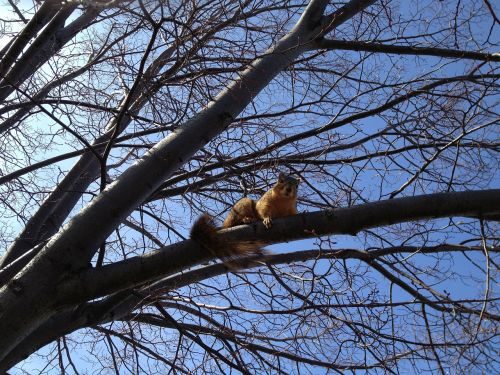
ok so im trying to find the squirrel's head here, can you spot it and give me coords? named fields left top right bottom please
left=273, top=172, right=300, bottom=198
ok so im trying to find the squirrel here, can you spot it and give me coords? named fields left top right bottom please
left=190, top=172, right=299, bottom=263
left=222, top=172, right=300, bottom=229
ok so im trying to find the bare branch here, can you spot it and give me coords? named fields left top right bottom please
left=316, top=39, right=500, bottom=62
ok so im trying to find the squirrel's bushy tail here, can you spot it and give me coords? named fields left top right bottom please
left=191, top=214, right=265, bottom=262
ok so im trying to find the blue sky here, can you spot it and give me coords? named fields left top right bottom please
left=1, top=0, right=499, bottom=373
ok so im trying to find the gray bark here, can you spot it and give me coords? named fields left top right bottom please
left=316, top=39, right=500, bottom=61
left=0, top=20, right=143, bottom=135
left=0, top=6, right=104, bottom=267
left=0, top=2, right=59, bottom=80
left=58, top=188, right=500, bottom=304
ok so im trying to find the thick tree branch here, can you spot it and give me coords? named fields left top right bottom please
left=0, top=2, right=59, bottom=79
left=58, top=189, right=500, bottom=305
left=0, top=22, right=144, bottom=135
left=5, top=243, right=495, bottom=372
left=0, top=6, right=100, bottom=101
left=1, top=0, right=498, bottom=373
left=0, top=0, right=260, bottom=267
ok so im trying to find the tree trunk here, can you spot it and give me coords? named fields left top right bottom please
left=0, top=0, right=376, bottom=362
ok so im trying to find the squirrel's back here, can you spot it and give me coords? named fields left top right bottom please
left=191, top=214, right=264, bottom=261
left=222, top=197, right=258, bottom=229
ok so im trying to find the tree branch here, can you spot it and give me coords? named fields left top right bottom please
left=59, top=189, right=500, bottom=305
left=0, top=2, right=59, bottom=78
left=315, top=39, right=500, bottom=61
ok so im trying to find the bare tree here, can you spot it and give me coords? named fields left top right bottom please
left=0, top=0, right=499, bottom=373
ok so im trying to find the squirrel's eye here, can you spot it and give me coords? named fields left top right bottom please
left=279, top=179, right=284, bottom=183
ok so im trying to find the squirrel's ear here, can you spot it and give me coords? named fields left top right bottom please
left=296, top=177, right=302, bottom=184
left=278, top=172, right=285, bottom=180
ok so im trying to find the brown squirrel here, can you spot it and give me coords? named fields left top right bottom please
left=190, top=172, right=299, bottom=262
left=222, top=172, right=300, bottom=229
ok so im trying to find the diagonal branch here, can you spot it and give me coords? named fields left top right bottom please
left=0, top=2, right=59, bottom=78
left=0, top=5, right=100, bottom=102
left=0, top=0, right=377, bottom=361
left=0, top=0, right=262, bottom=267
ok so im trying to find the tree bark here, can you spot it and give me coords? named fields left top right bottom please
left=316, top=39, right=500, bottom=61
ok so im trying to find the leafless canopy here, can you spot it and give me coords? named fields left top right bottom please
left=0, top=0, right=499, bottom=373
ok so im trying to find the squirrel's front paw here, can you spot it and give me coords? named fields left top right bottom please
left=242, top=217, right=254, bottom=224
left=262, top=218, right=272, bottom=228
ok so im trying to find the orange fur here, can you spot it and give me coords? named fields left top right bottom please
left=222, top=172, right=300, bottom=229
left=255, top=173, right=300, bottom=228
